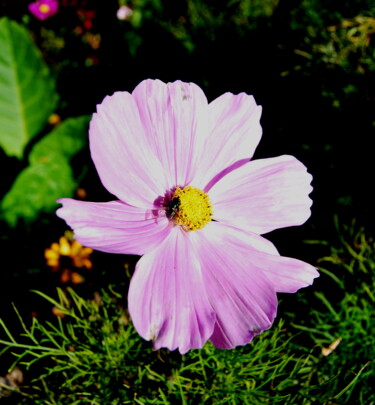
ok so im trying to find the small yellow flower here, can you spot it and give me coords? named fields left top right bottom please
left=45, top=232, right=93, bottom=283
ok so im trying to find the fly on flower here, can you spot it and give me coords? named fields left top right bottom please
left=57, top=79, right=319, bottom=354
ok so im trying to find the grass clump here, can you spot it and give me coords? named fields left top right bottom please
left=0, top=287, right=309, bottom=404
left=288, top=220, right=375, bottom=404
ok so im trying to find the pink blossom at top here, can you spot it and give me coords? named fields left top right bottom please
left=28, top=0, right=58, bottom=20
left=57, top=79, right=319, bottom=354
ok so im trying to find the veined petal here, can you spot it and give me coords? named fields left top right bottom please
left=209, top=224, right=319, bottom=294
left=252, top=252, right=319, bottom=293
left=192, top=92, right=262, bottom=190
left=56, top=198, right=171, bottom=255
left=194, top=223, right=278, bottom=349
left=194, top=223, right=317, bottom=348
left=132, top=79, right=209, bottom=187
left=209, top=155, right=313, bottom=234
left=128, top=229, right=215, bottom=354
left=89, top=91, right=167, bottom=208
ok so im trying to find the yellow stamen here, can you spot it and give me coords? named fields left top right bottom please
left=39, top=4, right=51, bottom=13
left=168, top=186, right=213, bottom=231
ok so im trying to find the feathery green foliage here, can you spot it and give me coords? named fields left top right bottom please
left=0, top=222, right=374, bottom=404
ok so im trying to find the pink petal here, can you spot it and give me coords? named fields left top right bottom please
left=207, top=224, right=319, bottom=294
left=252, top=252, right=319, bottom=293
left=128, top=229, right=216, bottom=354
left=131, top=79, right=209, bottom=187
left=192, top=92, right=262, bottom=190
left=209, top=155, right=313, bottom=235
left=56, top=198, right=171, bottom=255
left=194, top=223, right=278, bottom=349
left=89, top=91, right=167, bottom=208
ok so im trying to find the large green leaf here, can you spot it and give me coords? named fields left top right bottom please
left=0, top=17, right=58, bottom=158
left=0, top=159, right=76, bottom=227
left=29, top=116, right=91, bottom=165
left=1, top=116, right=91, bottom=226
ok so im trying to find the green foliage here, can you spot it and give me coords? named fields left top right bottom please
left=120, top=0, right=280, bottom=55
left=0, top=159, right=75, bottom=227
left=0, top=224, right=374, bottom=404
left=0, top=17, right=58, bottom=158
left=0, top=17, right=91, bottom=227
left=0, top=116, right=90, bottom=227
left=170, top=0, right=279, bottom=50
left=29, top=116, right=91, bottom=164
left=313, top=16, right=375, bottom=73
left=0, top=288, right=307, bottom=404
left=291, top=9, right=375, bottom=74
left=289, top=221, right=375, bottom=404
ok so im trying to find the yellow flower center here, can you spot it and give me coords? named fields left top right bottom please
left=167, top=186, right=213, bottom=231
left=39, top=4, right=51, bottom=13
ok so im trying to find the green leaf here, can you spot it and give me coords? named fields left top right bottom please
left=1, top=116, right=91, bottom=226
left=0, top=158, right=76, bottom=227
left=29, top=116, right=91, bottom=165
left=0, top=17, right=58, bottom=158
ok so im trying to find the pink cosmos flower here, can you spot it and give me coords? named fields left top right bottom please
left=57, top=79, right=319, bottom=354
left=28, top=0, right=58, bottom=20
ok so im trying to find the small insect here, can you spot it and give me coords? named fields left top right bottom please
left=166, top=197, right=180, bottom=219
